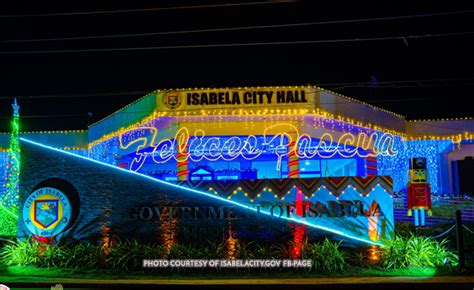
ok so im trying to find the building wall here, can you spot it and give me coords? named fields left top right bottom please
left=446, top=144, right=474, bottom=195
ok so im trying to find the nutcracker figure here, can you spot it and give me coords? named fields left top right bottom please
left=407, top=157, right=432, bottom=227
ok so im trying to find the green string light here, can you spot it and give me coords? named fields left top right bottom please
left=0, top=98, right=20, bottom=236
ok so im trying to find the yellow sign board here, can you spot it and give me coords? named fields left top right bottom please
left=157, top=88, right=315, bottom=111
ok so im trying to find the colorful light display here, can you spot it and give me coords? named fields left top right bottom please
left=1, top=86, right=470, bottom=244
left=85, top=109, right=470, bottom=196
left=377, top=139, right=452, bottom=194
left=0, top=98, right=20, bottom=236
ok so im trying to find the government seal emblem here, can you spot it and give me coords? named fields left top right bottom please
left=163, top=92, right=183, bottom=109
left=23, top=187, right=72, bottom=237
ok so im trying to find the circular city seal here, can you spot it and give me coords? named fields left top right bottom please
left=163, top=92, right=183, bottom=110
left=23, top=187, right=72, bottom=237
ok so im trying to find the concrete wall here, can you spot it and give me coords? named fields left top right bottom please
left=18, top=140, right=298, bottom=244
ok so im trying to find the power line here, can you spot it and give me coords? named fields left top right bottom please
left=318, top=77, right=474, bottom=86
left=0, top=102, right=471, bottom=123
left=0, top=1, right=290, bottom=18
left=0, top=91, right=150, bottom=100
left=5, top=9, right=474, bottom=43
left=1, top=31, right=473, bottom=54
left=0, top=97, right=432, bottom=105
left=331, top=82, right=474, bottom=91
left=0, top=99, right=454, bottom=120
left=1, top=77, right=474, bottom=100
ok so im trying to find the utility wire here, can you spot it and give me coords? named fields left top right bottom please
left=1, top=31, right=473, bottom=54
left=331, top=82, right=474, bottom=90
left=319, top=77, right=474, bottom=86
left=0, top=91, right=150, bottom=100
left=0, top=96, right=431, bottom=104
left=1, top=77, right=474, bottom=100
left=0, top=1, right=290, bottom=18
left=0, top=99, right=472, bottom=120
left=4, top=9, right=474, bottom=43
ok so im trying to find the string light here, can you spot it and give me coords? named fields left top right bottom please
left=377, top=139, right=452, bottom=194
left=86, top=86, right=413, bottom=147
left=0, top=98, right=20, bottom=236
left=1, top=99, right=20, bottom=210
left=1, top=87, right=470, bottom=207
left=89, top=111, right=471, bottom=151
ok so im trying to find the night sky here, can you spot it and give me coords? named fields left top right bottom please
left=1, top=0, right=473, bottom=132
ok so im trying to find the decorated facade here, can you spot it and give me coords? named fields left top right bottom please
left=2, top=86, right=471, bottom=194
left=0, top=86, right=473, bottom=243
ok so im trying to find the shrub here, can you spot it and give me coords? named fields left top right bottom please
left=346, top=247, right=378, bottom=268
left=303, top=239, right=347, bottom=272
left=107, top=240, right=165, bottom=271
left=61, top=242, right=103, bottom=270
left=198, top=241, right=226, bottom=259
left=0, top=235, right=458, bottom=273
left=381, top=235, right=458, bottom=269
left=236, top=241, right=255, bottom=259
left=254, top=243, right=283, bottom=259
left=0, top=238, right=61, bottom=267
left=166, top=243, right=200, bottom=259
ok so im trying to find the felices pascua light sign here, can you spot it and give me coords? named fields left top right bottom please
left=118, top=123, right=398, bottom=173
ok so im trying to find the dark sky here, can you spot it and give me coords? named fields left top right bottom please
left=1, top=0, right=473, bottom=132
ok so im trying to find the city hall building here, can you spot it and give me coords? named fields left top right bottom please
left=0, top=86, right=473, bottom=245
left=2, top=86, right=472, bottom=195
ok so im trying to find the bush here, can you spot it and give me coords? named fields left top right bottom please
left=303, top=239, right=347, bottom=272
left=0, top=239, right=67, bottom=267
left=236, top=241, right=255, bottom=259
left=107, top=240, right=166, bottom=271
left=0, top=235, right=459, bottom=273
left=61, top=242, right=103, bottom=270
left=253, top=243, right=283, bottom=259
left=198, top=241, right=226, bottom=259
left=381, top=235, right=458, bottom=269
left=346, top=246, right=381, bottom=268
left=166, top=243, right=200, bottom=259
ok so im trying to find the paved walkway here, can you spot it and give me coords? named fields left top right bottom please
left=2, top=276, right=473, bottom=285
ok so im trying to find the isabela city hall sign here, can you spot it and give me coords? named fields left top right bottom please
left=162, top=88, right=309, bottom=110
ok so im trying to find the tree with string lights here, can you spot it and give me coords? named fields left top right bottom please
left=0, top=98, right=20, bottom=236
